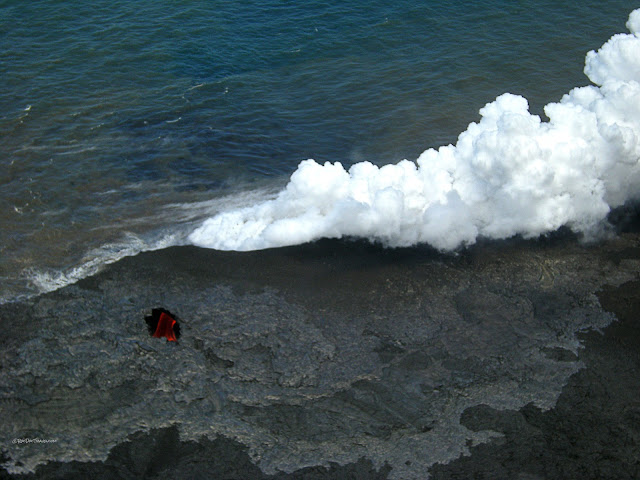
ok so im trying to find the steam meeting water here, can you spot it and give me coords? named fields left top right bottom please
left=0, top=1, right=636, bottom=302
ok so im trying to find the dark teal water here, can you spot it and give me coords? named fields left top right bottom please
left=0, top=0, right=635, bottom=302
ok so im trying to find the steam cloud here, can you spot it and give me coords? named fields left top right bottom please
left=189, top=10, right=640, bottom=251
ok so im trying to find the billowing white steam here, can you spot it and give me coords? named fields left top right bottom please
left=190, top=10, right=640, bottom=251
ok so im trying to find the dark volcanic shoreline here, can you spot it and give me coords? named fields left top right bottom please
left=1, top=231, right=639, bottom=479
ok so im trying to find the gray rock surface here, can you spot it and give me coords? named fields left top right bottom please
left=1, top=230, right=639, bottom=479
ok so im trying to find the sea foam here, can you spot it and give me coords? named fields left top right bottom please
left=189, top=9, right=640, bottom=251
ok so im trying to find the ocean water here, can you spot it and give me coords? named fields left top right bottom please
left=0, top=0, right=637, bottom=302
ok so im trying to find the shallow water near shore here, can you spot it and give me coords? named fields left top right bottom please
left=3, top=2, right=640, bottom=478
left=1, top=0, right=636, bottom=302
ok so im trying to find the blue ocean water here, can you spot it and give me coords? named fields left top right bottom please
left=0, top=0, right=635, bottom=302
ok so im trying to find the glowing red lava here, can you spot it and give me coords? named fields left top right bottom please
left=153, top=312, right=177, bottom=342
left=145, top=308, right=181, bottom=342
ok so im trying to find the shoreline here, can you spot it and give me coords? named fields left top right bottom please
left=1, top=231, right=639, bottom=479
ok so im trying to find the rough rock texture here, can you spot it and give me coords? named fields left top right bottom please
left=428, top=279, right=640, bottom=479
left=1, top=228, right=639, bottom=479
left=0, top=426, right=391, bottom=480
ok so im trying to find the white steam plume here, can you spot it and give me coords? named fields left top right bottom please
left=189, top=10, right=640, bottom=251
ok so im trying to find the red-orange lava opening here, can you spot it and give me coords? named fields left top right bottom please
left=153, top=312, right=177, bottom=342
left=145, top=308, right=181, bottom=342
